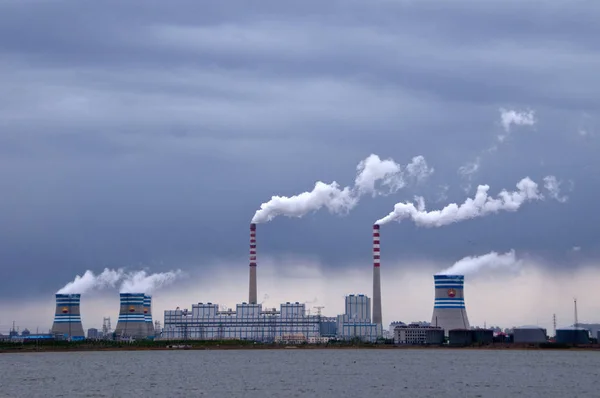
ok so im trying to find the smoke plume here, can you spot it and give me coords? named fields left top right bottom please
left=119, top=270, right=182, bottom=294
left=252, top=154, right=433, bottom=223
left=438, top=250, right=522, bottom=275
left=57, top=268, right=123, bottom=294
left=375, top=177, right=542, bottom=226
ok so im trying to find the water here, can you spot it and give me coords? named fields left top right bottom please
left=1, top=349, right=599, bottom=397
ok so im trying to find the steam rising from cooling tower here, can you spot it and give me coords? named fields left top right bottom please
left=251, top=154, right=433, bottom=224
left=57, top=268, right=123, bottom=294
left=439, top=250, right=522, bottom=276
left=119, top=270, right=182, bottom=294
left=375, top=176, right=543, bottom=226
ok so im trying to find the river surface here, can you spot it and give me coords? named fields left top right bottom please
left=1, top=349, right=599, bottom=397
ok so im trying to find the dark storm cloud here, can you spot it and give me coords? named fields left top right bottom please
left=0, top=0, right=599, bottom=299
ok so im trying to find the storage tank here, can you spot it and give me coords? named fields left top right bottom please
left=472, top=329, right=493, bottom=345
left=513, top=326, right=547, bottom=343
left=556, top=328, right=590, bottom=345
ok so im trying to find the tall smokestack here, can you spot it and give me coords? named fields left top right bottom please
left=114, top=293, right=148, bottom=339
left=372, top=224, right=382, bottom=325
left=249, top=223, right=257, bottom=304
left=431, top=275, right=470, bottom=336
left=51, top=294, right=85, bottom=339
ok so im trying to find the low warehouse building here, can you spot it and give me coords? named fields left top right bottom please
left=513, top=326, right=547, bottom=344
left=556, top=328, right=590, bottom=345
left=394, top=324, right=444, bottom=345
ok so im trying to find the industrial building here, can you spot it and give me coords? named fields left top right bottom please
left=162, top=294, right=381, bottom=342
left=51, top=294, right=85, bottom=340
left=430, top=275, right=470, bottom=335
left=393, top=324, right=444, bottom=345
left=513, top=326, right=547, bottom=344
left=556, top=327, right=590, bottom=345
left=115, top=293, right=153, bottom=339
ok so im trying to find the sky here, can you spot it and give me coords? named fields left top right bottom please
left=1, top=0, right=599, bottom=333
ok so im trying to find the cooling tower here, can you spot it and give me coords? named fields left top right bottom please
left=114, top=293, right=149, bottom=339
left=249, top=223, right=257, bottom=304
left=372, top=224, right=382, bottom=325
left=144, top=295, right=154, bottom=339
left=430, top=275, right=470, bottom=335
left=51, top=294, right=85, bottom=339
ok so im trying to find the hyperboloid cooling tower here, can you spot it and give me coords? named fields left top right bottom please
left=430, top=275, right=470, bottom=334
left=144, top=295, right=154, bottom=338
left=372, top=224, right=382, bottom=325
left=249, top=223, right=257, bottom=304
left=51, top=294, right=85, bottom=339
left=114, top=293, right=149, bottom=339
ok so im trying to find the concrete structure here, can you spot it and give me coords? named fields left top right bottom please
left=249, top=223, right=257, bottom=304
left=394, top=324, right=444, bottom=345
left=430, top=275, right=470, bottom=335
left=556, top=328, right=590, bottom=345
left=163, top=301, right=334, bottom=341
left=336, top=294, right=381, bottom=342
left=87, top=328, right=99, bottom=339
left=144, top=295, right=154, bottom=339
left=51, top=294, right=85, bottom=339
left=449, top=329, right=473, bottom=346
left=513, top=326, right=547, bottom=343
left=388, top=321, right=406, bottom=335
left=372, top=224, right=382, bottom=326
left=472, top=329, right=494, bottom=345
left=115, top=293, right=149, bottom=339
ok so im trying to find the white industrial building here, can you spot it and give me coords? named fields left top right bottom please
left=393, top=323, right=444, bottom=345
left=162, top=294, right=381, bottom=343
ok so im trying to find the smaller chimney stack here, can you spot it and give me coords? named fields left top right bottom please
left=372, top=224, right=382, bottom=325
left=249, top=223, right=257, bottom=304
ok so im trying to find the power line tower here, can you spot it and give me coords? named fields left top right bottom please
left=574, top=298, right=579, bottom=328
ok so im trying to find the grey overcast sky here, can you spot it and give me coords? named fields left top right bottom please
left=1, top=0, right=599, bottom=302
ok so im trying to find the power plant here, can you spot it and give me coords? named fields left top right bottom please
left=51, top=294, right=85, bottom=340
left=249, top=223, right=257, bottom=304
left=372, top=224, right=382, bottom=326
left=144, top=295, right=154, bottom=339
left=430, top=274, right=470, bottom=334
left=114, top=293, right=150, bottom=339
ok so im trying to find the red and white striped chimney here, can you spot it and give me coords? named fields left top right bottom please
left=372, top=224, right=382, bottom=325
left=249, top=223, right=257, bottom=304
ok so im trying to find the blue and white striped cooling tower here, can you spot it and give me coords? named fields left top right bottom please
left=430, top=275, right=470, bottom=335
left=51, top=294, right=85, bottom=339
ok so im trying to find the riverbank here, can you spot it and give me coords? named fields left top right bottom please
left=2, top=341, right=600, bottom=354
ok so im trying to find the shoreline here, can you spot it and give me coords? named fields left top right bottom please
left=2, top=343, right=600, bottom=354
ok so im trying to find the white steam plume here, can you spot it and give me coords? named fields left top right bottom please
left=375, top=177, right=542, bottom=226
left=119, top=270, right=182, bottom=294
left=57, top=268, right=123, bottom=294
left=251, top=154, right=433, bottom=223
left=438, top=250, right=522, bottom=275
left=543, top=175, right=568, bottom=203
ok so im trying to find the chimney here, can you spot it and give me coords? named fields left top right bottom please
left=372, top=224, right=382, bottom=325
left=249, top=223, right=257, bottom=304
left=51, top=294, right=85, bottom=339
left=431, top=274, right=470, bottom=336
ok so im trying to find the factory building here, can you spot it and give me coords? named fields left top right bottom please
left=336, top=294, right=382, bottom=342
left=513, top=326, right=547, bottom=344
left=430, top=275, right=470, bottom=335
left=162, top=301, right=335, bottom=342
left=114, top=293, right=151, bottom=339
left=556, top=328, right=590, bottom=345
left=393, top=324, right=444, bottom=345
left=51, top=294, right=85, bottom=340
